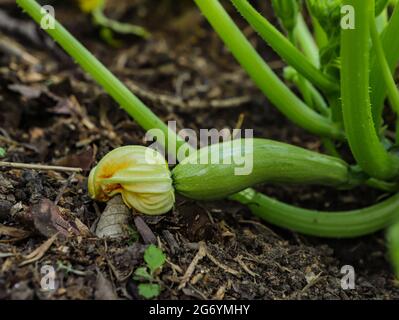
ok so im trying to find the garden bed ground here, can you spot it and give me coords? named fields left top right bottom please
left=0, top=0, right=398, bottom=300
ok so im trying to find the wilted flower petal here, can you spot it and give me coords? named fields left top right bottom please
left=88, top=146, right=175, bottom=215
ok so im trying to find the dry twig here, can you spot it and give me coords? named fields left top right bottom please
left=178, top=241, right=207, bottom=290
left=0, top=161, right=82, bottom=173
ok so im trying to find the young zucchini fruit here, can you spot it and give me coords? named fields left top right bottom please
left=173, top=138, right=361, bottom=200
left=89, top=139, right=362, bottom=214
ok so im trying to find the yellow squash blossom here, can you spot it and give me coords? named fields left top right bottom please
left=88, top=146, right=175, bottom=215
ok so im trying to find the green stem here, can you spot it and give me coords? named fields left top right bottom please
left=230, top=0, right=336, bottom=92
left=386, top=219, right=399, bottom=277
left=366, top=178, right=399, bottom=192
left=370, top=2, right=399, bottom=128
left=287, top=31, right=314, bottom=110
left=295, top=14, right=320, bottom=68
left=16, top=0, right=185, bottom=152
left=311, top=16, right=328, bottom=49
left=327, top=94, right=343, bottom=125
left=92, top=7, right=151, bottom=39
left=375, top=8, right=388, bottom=32
left=396, top=118, right=399, bottom=144
left=194, top=0, right=343, bottom=139
left=341, top=0, right=399, bottom=180
left=284, top=66, right=330, bottom=117
left=230, top=189, right=399, bottom=238
left=307, top=85, right=330, bottom=117
left=290, top=18, right=330, bottom=117
left=370, top=11, right=399, bottom=115
left=321, top=138, right=341, bottom=158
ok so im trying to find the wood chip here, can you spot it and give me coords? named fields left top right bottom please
left=8, top=84, right=43, bottom=99
left=126, top=80, right=251, bottom=111
left=54, top=146, right=96, bottom=171
left=235, top=255, right=259, bottom=278
left=162, top=230, right=179, bottom=255
left=134, top=216, right=157, bottom=244
left=206, top=251, right=240, bottom=277
left=94, top=271, right=118, bottom=300
left=20, top=233, right=58, bottom=266
left=0, top=224, right=30, bottom=239
left=213, top=285, right=226, bottom=300
left=178, top=241, right=207, bottom=290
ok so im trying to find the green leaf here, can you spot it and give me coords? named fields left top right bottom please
left=144, top=245, right=166, bottom=275
left=133, top=267, right=152, bottom=281
left=138, top=283, right=161, bottom=299
left=0, top=148, right=6, bottom=158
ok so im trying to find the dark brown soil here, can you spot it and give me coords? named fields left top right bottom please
left=0, top=0, right=398, bottom=300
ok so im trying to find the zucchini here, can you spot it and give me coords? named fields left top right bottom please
left=173, top=138, right=360, bottom=200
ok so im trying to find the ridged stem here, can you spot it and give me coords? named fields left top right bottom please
left=370, top=2, right=399, bottom=128
left=341, top=0, right=399, bottom=180
left=194, top=0, right=343, bottom=139
left=230, top=189, right=399, bottom=238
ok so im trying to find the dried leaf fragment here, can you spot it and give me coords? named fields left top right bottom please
left=20, top=233, right=58, bottom=266
left=0, top=224, right=30, bottom=239
left=95, top=195, right=130, bottom=238
left=54, top=146, right=96, bottom=171
left=94, top=271, right=118, bottom=300
left=134, top=216, right=157, bottom=244
left=30, top=198, right=80, bottom=237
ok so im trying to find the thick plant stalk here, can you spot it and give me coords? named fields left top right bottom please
left=284, top=22, right=328, bottom=116
left=284, top=67, right=330, bottom=117
left=295, top=14, right=320, bottom=68
left=311, top=16, right=328, bottom=49
left=284, top=25, right=326, bottom=116
left=232, top=0, right=330, bottom=90
left=194, top=0, right=343, bottom=139
left=17, top=0, right=399, bottom=239
left=341, top=0, right=399, bottom=180
left=370, top=14, right=399, bottom=115
left=370, top=2, right=399, bottom=128
left=375, top=8, right=388, bottom=32
left=386, top=220, right=399, bottom=277
left=291, top=15, right=329, bottom=116
left=231, top=189, right=399, bottom=238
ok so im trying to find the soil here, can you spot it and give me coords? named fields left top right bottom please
left=0, top=0, right=398, bottom=300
